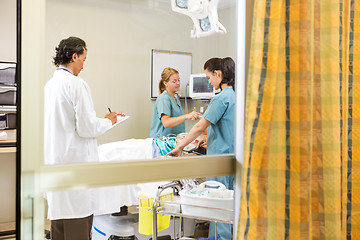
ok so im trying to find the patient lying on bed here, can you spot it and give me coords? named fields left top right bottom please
left=98, top=134, right=204, bottom=162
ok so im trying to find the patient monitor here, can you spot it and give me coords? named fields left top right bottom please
left=189, top=73, right=215, bottom=99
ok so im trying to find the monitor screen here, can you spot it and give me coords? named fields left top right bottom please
left=189, top=73, right=215, bottom=99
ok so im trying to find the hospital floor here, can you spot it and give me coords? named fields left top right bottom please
left=0, top=212, right=207, bottom=240
left=43, top=205, right=139, bottom=239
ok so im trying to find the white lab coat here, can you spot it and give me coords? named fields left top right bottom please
left=44, top=69, right=112, bottom=220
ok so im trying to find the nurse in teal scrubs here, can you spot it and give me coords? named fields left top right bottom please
left=150, top=67, right=201, bottom=139
left=167, top=57, right=235, bottom=240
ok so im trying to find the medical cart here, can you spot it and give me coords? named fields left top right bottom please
left=147, top=181, right=234, bottom=240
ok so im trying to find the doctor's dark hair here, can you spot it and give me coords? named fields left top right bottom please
left=53, top=36, right=87, bottom=67
left=204, top=57, right=235, bottom=90
left=159, top=67, right=179, bottom=94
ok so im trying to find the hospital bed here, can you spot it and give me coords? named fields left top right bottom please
left=94, top=136, right=202, bottom=216
left=94, top=138, right=166, bottom=216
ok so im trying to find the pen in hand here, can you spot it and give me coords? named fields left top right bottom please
left=106, top=107, right=117, bottom=125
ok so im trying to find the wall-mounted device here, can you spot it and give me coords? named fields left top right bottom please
left=189, top=73, right=215, bottom=99
left=171, top=0, right=227, bottom=38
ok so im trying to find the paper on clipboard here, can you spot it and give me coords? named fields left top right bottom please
left=110, top=115, right=130, bottom=130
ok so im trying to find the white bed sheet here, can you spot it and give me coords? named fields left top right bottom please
left=94, top=138, right=169, bottom=216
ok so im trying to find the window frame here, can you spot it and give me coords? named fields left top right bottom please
left=19, top=0, right=245, bottom=239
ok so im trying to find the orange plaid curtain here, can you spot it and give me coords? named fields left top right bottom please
left=238, top=0, right=360, bottom=239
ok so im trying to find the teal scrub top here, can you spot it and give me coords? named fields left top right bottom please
left=150, top=91, right=185, bottom=138
left=203, top=87, right=235, bottom=155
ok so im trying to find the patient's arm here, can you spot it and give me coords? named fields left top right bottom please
left=167, top=118, right=210, bottom=156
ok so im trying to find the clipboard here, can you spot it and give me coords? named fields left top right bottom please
left=109, top=115, right=130, bottom=130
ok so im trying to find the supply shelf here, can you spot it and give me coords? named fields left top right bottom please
left=149, top=181, right=234, bottom=240
left=158, top=200, right=233, bottom=224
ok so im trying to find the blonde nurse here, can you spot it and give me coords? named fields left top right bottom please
left=150, top=67, right=201, bottom=138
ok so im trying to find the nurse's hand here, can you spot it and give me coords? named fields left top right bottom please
left=185, top=111, right=202, bottom=121
left=105, top=112, right=117, bottom=125
left=166, top=146, right=183, bottom=157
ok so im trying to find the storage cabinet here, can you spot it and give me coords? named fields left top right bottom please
left=0, top=63, right=16, bottom=85
left=0, top=129, right=16, bottom=236
left=0, top=86, right=16, bottom=105
left=0, top=62, right=17, bottom=236
left=0, top=63, right=16, bottom=130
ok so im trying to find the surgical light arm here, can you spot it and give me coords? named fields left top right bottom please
left=171, top=0, right=227, bottom=38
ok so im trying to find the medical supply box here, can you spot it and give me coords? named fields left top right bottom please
left=179, top=181, right=234, bottom=222
left=0, top=113, right=16, bottom=129
left=0, top=106, right=16, bottom=129
left=0, top=63, right=17, bottom=130
left=0, top=86, right=16, bottom=105
left=0, top=63, right=16, bottom=85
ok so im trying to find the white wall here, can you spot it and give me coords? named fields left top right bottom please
left=45, top=0, right=236, bottom=144
left=0, top=0, right=16, bottom=62
left=0, top=0, right=16, bottom=223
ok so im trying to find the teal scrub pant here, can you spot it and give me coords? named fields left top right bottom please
left=206, top=175, right=234, bottom=240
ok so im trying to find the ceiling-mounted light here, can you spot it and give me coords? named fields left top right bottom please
left=171, top=0, right=227, bottom=38
left=175, top=0, right=188, bottom=8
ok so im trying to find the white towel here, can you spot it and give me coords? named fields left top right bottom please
left=98, top=138, right=154, bottom=162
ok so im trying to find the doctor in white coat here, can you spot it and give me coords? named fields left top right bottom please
left=44, top=36, right=117, bottom=240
